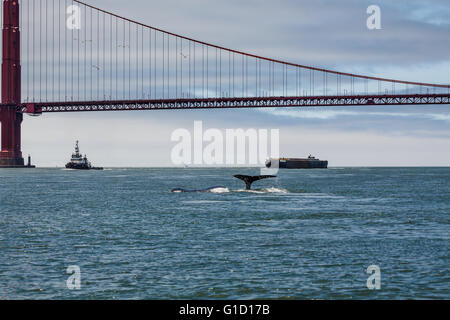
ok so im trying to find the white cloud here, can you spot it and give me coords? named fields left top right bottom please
left=263, top=108, right=450, bottom=122
left=427, top=113, right=450, bottom=121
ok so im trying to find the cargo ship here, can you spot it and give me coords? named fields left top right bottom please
left=65, top=141, right=103, bottom=170
left=265, top=155, right=328, bottom=169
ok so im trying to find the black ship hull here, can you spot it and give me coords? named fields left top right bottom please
left=266, top=158, right=328, bottom=169
left=65, top=163, right=103, bottom=170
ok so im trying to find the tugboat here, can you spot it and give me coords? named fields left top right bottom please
left=266, top=155, right=328, bottom=169
left=65, top=141, right=103, bottom=170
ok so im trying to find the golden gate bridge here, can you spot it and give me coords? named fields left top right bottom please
left=1, top=0, right=449, bottom=167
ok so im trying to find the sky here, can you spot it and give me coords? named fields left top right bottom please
left=16, top=0, right=450, bottom=166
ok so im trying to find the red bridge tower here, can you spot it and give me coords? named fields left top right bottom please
left=0, top=0, right=25, bottom=167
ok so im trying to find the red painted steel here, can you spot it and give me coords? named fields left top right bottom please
left=17, top=93, right=450, bottom=114
left=0, top=0, right=24, bottom=166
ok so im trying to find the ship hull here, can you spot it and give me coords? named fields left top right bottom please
left=65, top=163, right=103, bottom=170
left=266, top=158, right=328, bottom=169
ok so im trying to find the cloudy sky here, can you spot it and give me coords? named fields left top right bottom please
left=20, top=0, right=450, bottom=166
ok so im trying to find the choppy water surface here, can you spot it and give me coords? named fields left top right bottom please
left=0, top=167, right=448, bottom=299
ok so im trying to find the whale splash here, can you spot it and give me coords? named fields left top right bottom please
left=171, top=186, right=230, bottom=193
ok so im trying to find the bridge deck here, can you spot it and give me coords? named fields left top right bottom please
left=13, top=94, right=450, bottom=114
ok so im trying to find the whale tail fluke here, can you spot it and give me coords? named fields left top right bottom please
left=233, top=175, right=276, bottom=190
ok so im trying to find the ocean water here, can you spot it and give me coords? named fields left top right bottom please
left=0, top=167, right=448, bottom=299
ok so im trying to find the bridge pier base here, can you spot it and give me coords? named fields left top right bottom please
left=0, top=0, right=34, bottom=168
left=0, top=106, right=27, bottom=167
